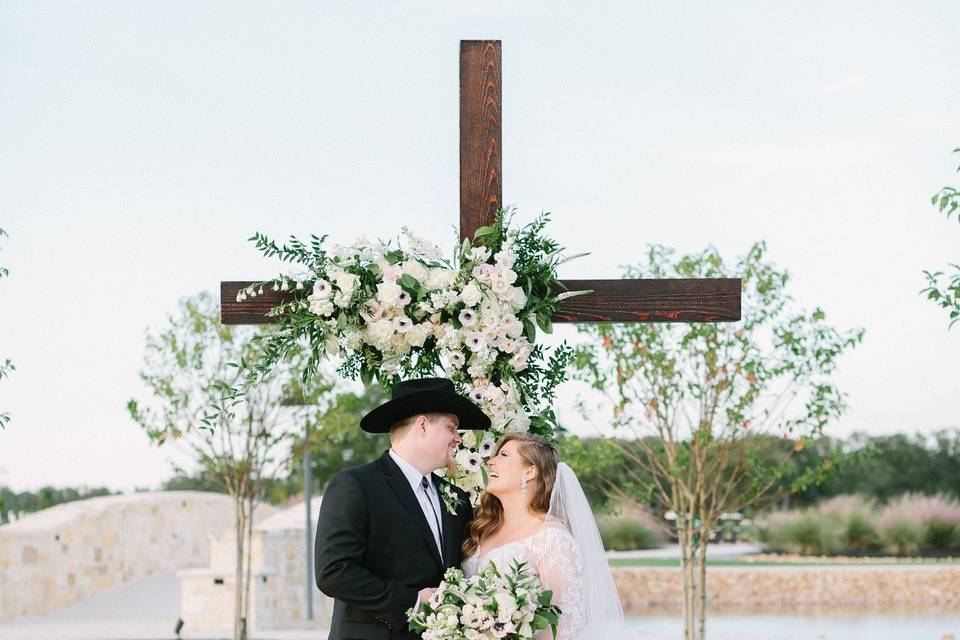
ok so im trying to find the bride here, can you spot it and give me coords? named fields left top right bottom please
left=461, top=433, right=624, bottom=639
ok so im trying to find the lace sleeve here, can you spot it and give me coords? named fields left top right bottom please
left=535, top=526, right=585, bottom=640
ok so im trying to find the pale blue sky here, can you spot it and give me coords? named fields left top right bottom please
left=1, top=1, right=958, bottom=491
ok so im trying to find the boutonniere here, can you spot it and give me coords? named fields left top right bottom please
left=437, top=481, right=464, bottom=516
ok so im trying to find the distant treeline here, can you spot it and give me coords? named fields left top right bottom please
left=0, top=485, right=117, bottom=524
left=3, top=429, right=957, bottom=523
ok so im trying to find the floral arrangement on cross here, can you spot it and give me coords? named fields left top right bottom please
left=229, top=208, right=587, bottom=512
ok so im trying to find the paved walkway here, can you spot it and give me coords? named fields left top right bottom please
left=608, top=542, right=764, bottom=560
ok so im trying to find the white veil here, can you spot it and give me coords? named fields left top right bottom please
left=547, top=462, right=625, bottom=638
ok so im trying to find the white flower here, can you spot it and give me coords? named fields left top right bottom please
left=405, top=323, right=429, bottom=347
left=501, top=315, right=523, bottom=339
left=402, top=260, right=428, bottom=283
left=333, top=291, right=351, bottom=308
left=464, top=331, right=486, bottom=352
left=478, top=435, right=496, bottom=457
left=471, top=262, right=496, bottom=284
left=484, top=385, right=506, bottom=407
left=376, top=282, right=403, bottom=307
left=368, top=318, right=394, bottom=347
left=398, top=290, right=411, bottom=307
left=310, top=278, right=332, bottom=299
left=459, top=309, right=478, bottom=327
left=447, top=351, right=466, bottom=368
left=332, top=270, right=358, bottom=295
left=360, top=300, right=384, bottom=323
left=491, top=277, right=511, bottom=296
left=426, top=268, right=457, bottom=290
left=459, top=283, right=482, bottom=307
left=329, top=243, right=350, bottom=260
left=324, top=335, right=342, bottom=357
left=460, top=430, right=477, bottom=449
left=390, top=332, right=412, bottom=353
left=509, top=346, right=531, bottom=372
left=507, top=286, right=527, bottom=311
left=382, top=264, right=403, bottom=282
left=309, top=298, right=334, bottom=316
left=480, top=313, right=499, bottom=329
left=393, top=315, right=413, bottom=333
left=467, top=246, right=491, bottom=263
left=497, top=268, right=517, bottom=284
left=344, top=329, right=363, bottom=350
left=469, top=384, right=487, bottom=404
left=494, top=246, right=516, bottom=269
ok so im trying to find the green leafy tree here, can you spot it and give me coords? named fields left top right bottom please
left=573, top=242, right=863, bottom=640
left=922, top=148, right=960, bottom=328
left=0, top=227, right=13, bottom=429
left=128, top=292, right=334, bottom=640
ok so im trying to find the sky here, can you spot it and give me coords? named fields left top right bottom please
left=1, top=1, right=958, bottom=493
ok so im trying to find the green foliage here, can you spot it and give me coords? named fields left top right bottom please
left=597, top=515, right=659, bottom=551
left=0, top=485, right=117, bottom=524
left=234, top=208, right=577, bottom=440
left=922, top=148, right=960, bottom=328
left=786, top=430, right=960, bottom=505
left=760, top=492, right=960, bottom=556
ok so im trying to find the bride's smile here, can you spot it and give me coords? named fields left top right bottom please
left=484, top=440, right=535, bottom=498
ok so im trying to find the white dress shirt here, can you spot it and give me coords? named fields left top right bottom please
left=388, top=449, right=444, bottom=556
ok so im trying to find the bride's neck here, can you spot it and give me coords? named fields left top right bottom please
left=497, top=492, right=539, bottom=529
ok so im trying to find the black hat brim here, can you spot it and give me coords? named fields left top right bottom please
left=360, top=389, right=491, bottom=434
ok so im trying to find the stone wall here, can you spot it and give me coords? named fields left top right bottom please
left=612, top=565, right=960, bottom=611
left=179, top=496, right=332, bottom=633
left=0, top=491, right=270, bottom=619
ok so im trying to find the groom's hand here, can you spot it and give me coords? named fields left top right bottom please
left=417, top=587, right=438, bottom=603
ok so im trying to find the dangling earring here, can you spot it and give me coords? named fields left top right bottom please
left=521, top=475, right=528, bottom=494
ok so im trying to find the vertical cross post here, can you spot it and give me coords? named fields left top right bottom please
left=459, top=40, right=502, bottom=242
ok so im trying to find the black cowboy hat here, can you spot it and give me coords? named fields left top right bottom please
left=360, top=377, right=491, bottom=434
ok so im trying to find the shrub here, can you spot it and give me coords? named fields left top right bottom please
left=760, top=509, right=841, bottom=555
left=879, top=493, right=960, bottom=553
left=598, top=515, right=659, bottom=551
left=819, top=495, right=880, bottom=552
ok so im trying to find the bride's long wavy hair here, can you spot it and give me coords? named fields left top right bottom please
left=462, top=432, right=560, bottom=558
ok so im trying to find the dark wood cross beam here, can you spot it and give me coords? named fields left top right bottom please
left=221, top=40, right=740, bottom=325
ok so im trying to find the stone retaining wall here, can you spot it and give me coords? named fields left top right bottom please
left=0, top=491, right=274, bottom=619
left=612, top=565, right=960, bottom=611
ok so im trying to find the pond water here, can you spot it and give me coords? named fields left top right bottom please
left=626, top=606, right=960, bottom=639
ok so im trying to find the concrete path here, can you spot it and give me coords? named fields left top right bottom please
left=608, top=542, right=764, bottom=560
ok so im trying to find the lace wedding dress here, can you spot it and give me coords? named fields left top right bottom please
left=462, top=520, right=586, bottom=640
left=462, top=462, right=625, bottom=639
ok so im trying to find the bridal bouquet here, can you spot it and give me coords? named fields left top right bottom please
left=229, top=209, right=588, bottom=509
left=407, top=561, right=561, bottom=640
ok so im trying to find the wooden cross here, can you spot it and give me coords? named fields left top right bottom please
left=221, top=41, right=739, bottom=326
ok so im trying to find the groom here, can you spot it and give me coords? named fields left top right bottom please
left=315, top=377, right=491, bottom=640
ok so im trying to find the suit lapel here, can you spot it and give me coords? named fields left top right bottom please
left=379, top=451, right=444, bottom=569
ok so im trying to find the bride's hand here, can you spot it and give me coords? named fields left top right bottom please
left=418, top=587, right=438, bottom=603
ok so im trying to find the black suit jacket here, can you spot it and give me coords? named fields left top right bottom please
left=315, top=449, right=473, bottom=640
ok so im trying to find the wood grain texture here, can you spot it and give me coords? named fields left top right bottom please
left=459, top=40, right=502, bottom=242
left=221, top=278, right=741, bottom=325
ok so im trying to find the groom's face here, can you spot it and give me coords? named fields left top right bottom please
left=417, top=412, right=462, bottom=471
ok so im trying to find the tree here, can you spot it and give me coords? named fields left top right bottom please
left=1, top=227, right=13, bottom=429
left=922, top=148, right=960, bottom=328
left=573, top=242, right=863, bottom=640
left=128, top=292, right=334, bottom=640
